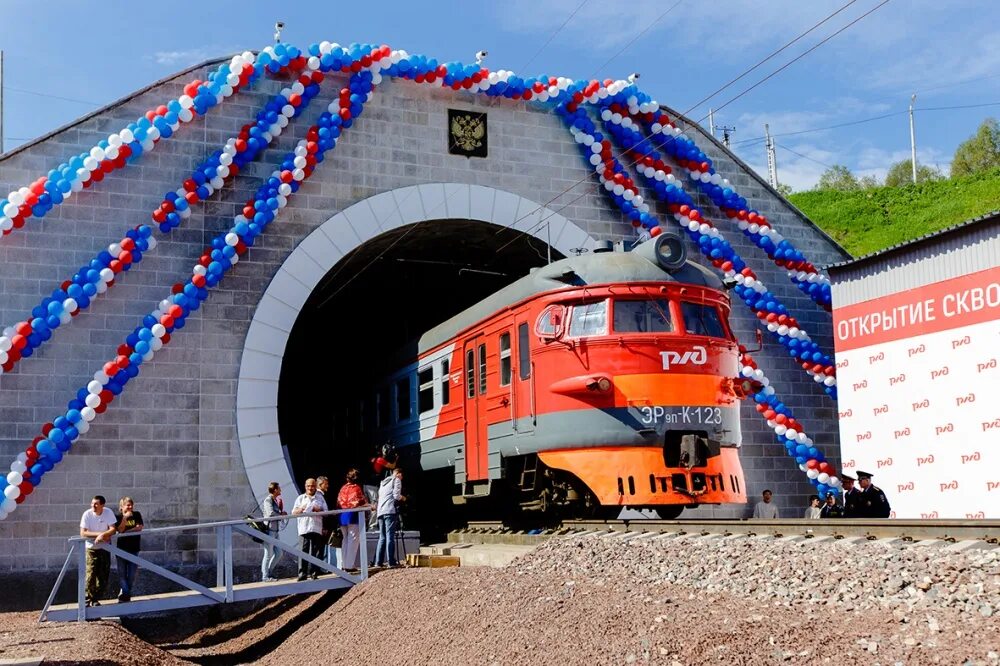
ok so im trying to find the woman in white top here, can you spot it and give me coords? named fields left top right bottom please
left=803, top=495, right=822, bottom=519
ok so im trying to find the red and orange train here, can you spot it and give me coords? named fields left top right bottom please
left=357, top=234, right=756, bottom=519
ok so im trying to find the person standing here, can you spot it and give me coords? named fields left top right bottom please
left=374, top=468, right=404, bottom=568
left=840, top=473, right=861, bottom=517
left=316, top=476, right=336, bottom=567
left=113, top=497, right=144, bottom=603
left=261, top=481, right=286, bottom=582
left=820, top=493, right=844, bottom=518
left=337, top=469, right=369, bottom=572
left=291, top=478, right=327, bottom=581
left=803, top=495, right=822, bottom=519
left=79, top=495, right=118, bottom=607
left=752, top=489, right=779, bottom=519
left=856, top=471, right=891, bottom=518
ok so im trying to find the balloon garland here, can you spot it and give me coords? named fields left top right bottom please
left=554, top=101, right=839, bottom=496
left=0, top=52, right=268, bottom=239
left=0, top=41, right=842, bottom=516
left=594, top=107, right=838, bottom=398
left=623, top=108, right=832, bottom=311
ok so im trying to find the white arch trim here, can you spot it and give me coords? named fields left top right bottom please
left=235, top=183, right=596, bottom=505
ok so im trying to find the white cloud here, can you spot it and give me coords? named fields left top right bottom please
left=147, top=47, right=236, bottom=67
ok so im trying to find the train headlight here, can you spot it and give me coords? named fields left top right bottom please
left=587, top=376, right=612, bottom=392
left=653, top=232, right=686, bottom=272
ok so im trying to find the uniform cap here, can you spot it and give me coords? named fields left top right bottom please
left=839, top=473, right=856, bottom=481
left=856, top=471, right=873, bottom=480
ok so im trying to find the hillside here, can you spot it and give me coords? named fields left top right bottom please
left=788, top=168, right=1000, bottom=257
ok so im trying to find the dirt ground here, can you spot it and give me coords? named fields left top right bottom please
left=3, top=534, right=999, bottom=665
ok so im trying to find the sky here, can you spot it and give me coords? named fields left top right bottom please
left=1, top=0, right=999, bottom=191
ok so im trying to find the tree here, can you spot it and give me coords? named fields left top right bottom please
left=951, top=118, right=1000, bottom=178
left=816, top=165, right=859, bottom=191
left=884, top=159, right=943, bottom=187
left=859, top=174, right=881, bottom=189
left=775, top=182, right=793, bottom=197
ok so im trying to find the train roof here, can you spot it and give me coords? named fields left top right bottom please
left=419, top=237, right=723, bottom=354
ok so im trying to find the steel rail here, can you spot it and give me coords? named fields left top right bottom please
left=451, top=519, right=1000, bottom=545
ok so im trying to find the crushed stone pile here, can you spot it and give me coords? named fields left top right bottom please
left=259, top=534, right=1000, bottom=665
left=0, top=611, right=184, bottom=665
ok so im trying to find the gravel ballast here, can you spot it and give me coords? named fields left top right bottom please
left=2, top=532, right=998, bottom=664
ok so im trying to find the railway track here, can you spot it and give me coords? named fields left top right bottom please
left=450, top=518, right=1000, bottom=546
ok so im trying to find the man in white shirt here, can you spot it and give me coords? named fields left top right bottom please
left=291, top=478, right=327, bottom=581
left=79, top=495, right=118, bottom=606
left=752, top=489, right=780, bottom=519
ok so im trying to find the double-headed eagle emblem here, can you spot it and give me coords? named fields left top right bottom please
left=450, top=114, right=485, bottom=152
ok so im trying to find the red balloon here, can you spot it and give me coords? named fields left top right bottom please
left=806, top=459, right=818, bottom=469
left=18, top=481, right=33, bottom=496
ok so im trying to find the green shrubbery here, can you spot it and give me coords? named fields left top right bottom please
left=789, top=168, right=1000, bottom=256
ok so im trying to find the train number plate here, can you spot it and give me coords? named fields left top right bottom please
left=637, top=405, right=724, bottom=425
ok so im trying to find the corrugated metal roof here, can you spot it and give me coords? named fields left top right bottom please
left=825, top=210, right=1000, bottom=274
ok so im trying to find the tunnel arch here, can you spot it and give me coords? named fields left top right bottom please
left=235, top=183, right=596, bottom=502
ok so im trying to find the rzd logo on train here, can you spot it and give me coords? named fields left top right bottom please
left=660, top=346, right=706, bottom=370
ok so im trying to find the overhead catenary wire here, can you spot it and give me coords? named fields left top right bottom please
left=318, top=0, right=891, bottom=302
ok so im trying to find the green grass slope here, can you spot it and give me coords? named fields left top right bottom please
left=788, top=168, right=1000, bottom=257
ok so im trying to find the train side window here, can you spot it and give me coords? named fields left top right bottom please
left=478, top=343, right=487, bottom=394
left=613, top=299, right=673, bottom=333
left=499, top=332, right=512, bottom=386
left=396, top=376, right=411, bottom=422
left=466, top=350, right=475, bottom=399
left=418, top=367, right=434, bottom=413
left=377, top=387, right=390, bottom=427
left=569, top=300, right=608, bottom=337
left=518, top=323, right=531, bottom=380
left=535, top=305, right=564, bottom=338
left=440, top=359, right=450, bottom=405
left=681, top=301, right=726, bottom=338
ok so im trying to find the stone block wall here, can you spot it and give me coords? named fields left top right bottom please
left=0, top=57, right=848, bottom=570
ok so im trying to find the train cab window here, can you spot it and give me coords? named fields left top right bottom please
left=466, top=350, right=475, bottom=398
left=613, top=299, right=673, bottom=333
left=535, top=305, right=564, bottom=338
left=499, top=332, right=512, bottom=386
left=377, top=387, right=390, bottom=427
left=478, top=344, right=487, bottom=394
left=396, top=376, right=411, bottom=421
left=418, top=367, right=434, bottom=414
left=568, top=300, right=608, bottom=337
left=681, top=301, right=727, bottom=338
left=440, top=359, right=450, bottom=405
left=518, top=323, right=531, bottom=380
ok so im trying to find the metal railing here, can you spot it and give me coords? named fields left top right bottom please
left=40, top=507, right=370, bottom=622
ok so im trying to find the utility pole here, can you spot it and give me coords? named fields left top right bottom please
left=708, top=108, right=716, bottom=138
left=765, top=123, right=779, bottom=189
left=909, top=93, right=918, bottom=184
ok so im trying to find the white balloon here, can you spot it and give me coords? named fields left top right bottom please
left=87, top=380, right=103, bottom=394
left=1, top=496, right=15, bottom=511
left=3, top=485, right=19, bottom=500
left=94, top=370, right=110, bottom=385
left=0, top=337, right=10, bottom=352
left=81, top=406, right=96, bottom=422
left=806, top=469, right=819, bottom=480
left=76, top=419, right=90, bottom=434
left=6, top=471, right=22, bottom=486
left=817, top=473, right=830, bottom=485
left=84, top=393, right=101, bottom=408
left=152, top=324, right=167, bottom=338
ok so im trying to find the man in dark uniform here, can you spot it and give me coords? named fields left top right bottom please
left=840, top=473, right=861, bottom=518
left=820, top=493, right=843, bottom=518
left=856, top=471, right=891, bottom=518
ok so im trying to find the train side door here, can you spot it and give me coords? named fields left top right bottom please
left=514, top=318, right=535, bottom=434
left=463, top=336, right=488, bottom=481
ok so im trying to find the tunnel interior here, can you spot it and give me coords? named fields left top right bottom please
left=277, top=219, right=565, bottom=492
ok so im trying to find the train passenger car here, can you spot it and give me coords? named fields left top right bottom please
left=360, top=234, right=755, bottom=519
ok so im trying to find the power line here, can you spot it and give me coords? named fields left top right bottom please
left=776, top=142, right=835, bottom=169
left=517, top=0, right=590, bottom=72
left=706, top=0, right=893, bottom=119
left=5, top=85, right=101, bottom=107
left=683, top=0, right=859, bottom=115
left=921, top=101, right=1000, bottom=112
left=732, top=110, right=906, bottom=146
